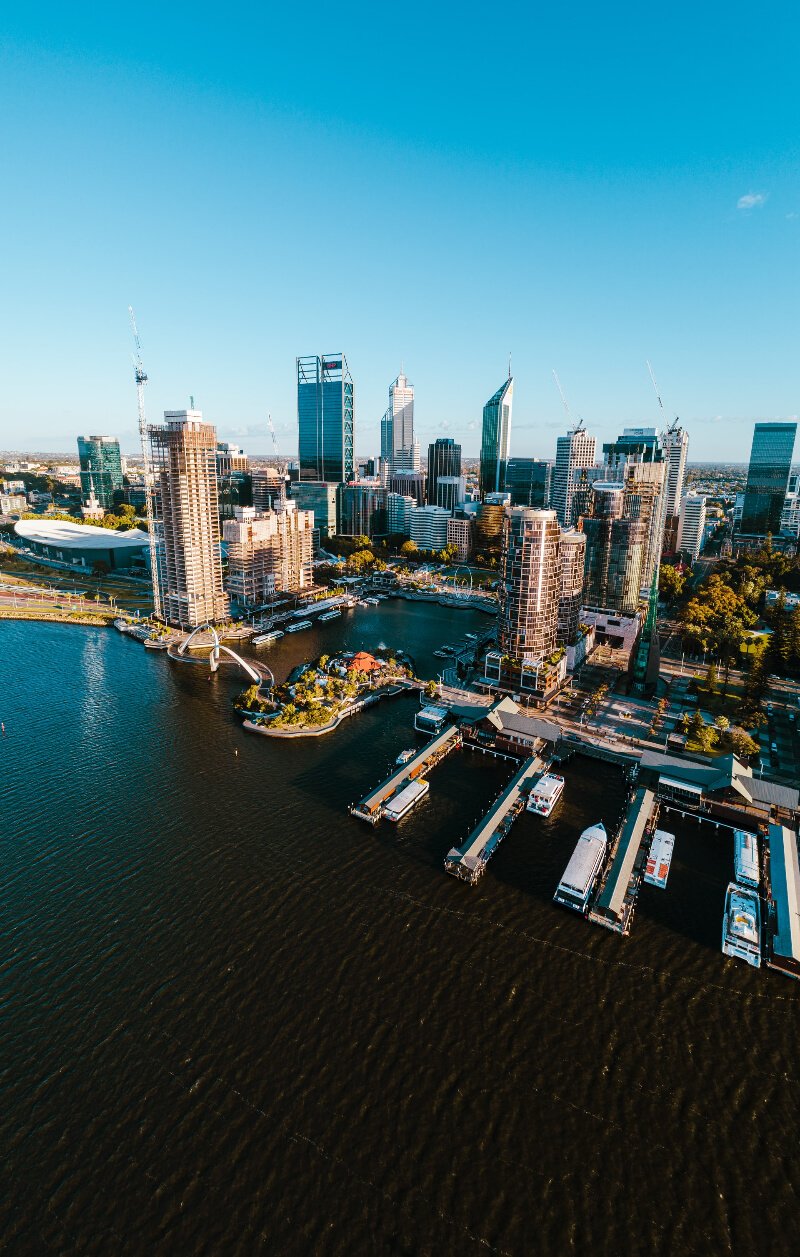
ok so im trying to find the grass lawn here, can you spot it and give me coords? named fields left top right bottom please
left=0, top=552, right=152, bottom=613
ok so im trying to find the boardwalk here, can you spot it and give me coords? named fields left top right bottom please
left=444, top=756, right=544, bottom=884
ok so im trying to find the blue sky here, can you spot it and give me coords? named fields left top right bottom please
left=0, top=2, right=798, bottom=461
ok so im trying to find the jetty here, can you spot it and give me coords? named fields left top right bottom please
left=589, top=786, right=658, bottom=935
left=349, top=724, right=462, bottom=824
left=444, top=756, right=544, bottom=884
left=765, top=823, right=800, bottom=981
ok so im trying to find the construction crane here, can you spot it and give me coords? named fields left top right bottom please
left=128, top=306, right=162, bottom=620
left=267, top=412, right=279, bottom=461
left=553, top=370, right=584, bottom=429
left=646, top=359, right=679, bottom=435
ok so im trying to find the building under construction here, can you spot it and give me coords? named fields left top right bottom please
left=148, top=410, right=229, bottom=629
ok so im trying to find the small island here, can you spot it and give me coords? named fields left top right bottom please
left=236, top=648, right=423, bottom=737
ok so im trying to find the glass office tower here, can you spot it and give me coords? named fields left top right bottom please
left=505, top=458, right=551, bottom=508
left=427, top=438, right=462, bottom=507
left=297, top=354, right=354, bottom=484
left=740, top=422, right=797, bottom=535
left=77, top=435, right=123, bottom=509
left=479, top=376, right=513, bottom=498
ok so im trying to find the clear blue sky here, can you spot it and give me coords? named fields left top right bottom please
left=0, top=2, right=798, bottom=461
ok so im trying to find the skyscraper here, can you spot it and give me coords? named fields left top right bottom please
left=677, top=492, right=707, bottom=563
left=661, top=424, right=689, bottom=555
left=582, top=483, right=646, bottom=616
left=505, top=458, right=551, bottom=508
left=498, top=508, right=560, bottom=662
left=557, top=530, right=586, bottom=646
left=297, top=354, right=354, bottom=483
left=389, top=373, right=415, bottom=470
left=148, top=411, right=228, bottom=628
left=427, top=438, right=462, bottom=507
left=550, top=426, right=596, bottom=526
left=77, top=435, right=123, bottom=510
left=216, top=443, right=252, bottom=522
left=603, top=428, right=666, bottom=589
left=740, top=422, right=797, bottom=536
left=479, top=376, right=513, bottom=498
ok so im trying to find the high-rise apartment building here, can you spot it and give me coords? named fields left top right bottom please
left=582, top=483, right=646, bottom=616
left=216, top=443, right=252, bottom=522
left=603, top=428, right=666, bottom=589
left=661, top=425, right=689, bottom=556
left=479, top=376, right=514, bottom=498
left=505, top=458, right=551, bottom=509
left=557, top=529, right=586, bottom=646
left=740, top=422, right=797, bottom=536
left=147, top=411, right=228, bottom=628
left=447, top=515, right=473, bottom=562
left=677, top=493, right=707, bottom=563
left=77, top=435, right=123, bottom=510
left=251, top=467, right=286, bottom=512
left=427, top=438, right=462, bottom=507
left=222, top=502, right=314, bottom=608
left=551, top=426, right=596, bottom=526
left=498, top=508, right=561, bottom=662
left=297, top=354, right=354, bottom=483
left=780, top=474, right=800, bottom=543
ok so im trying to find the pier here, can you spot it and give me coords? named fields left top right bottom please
left=349, top=724, right=462, bottom=824
left=444, top=756, right=544, bottom=884
left=589, top=786, right=658, bottom=935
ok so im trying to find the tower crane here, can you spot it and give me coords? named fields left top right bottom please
left=128, top=306, right=162, bottom=620
left=553, top=370, right=584, bottom=429
left=267, top=412, right=279, bottom=461
left=646, top=360, right=679, bottom=435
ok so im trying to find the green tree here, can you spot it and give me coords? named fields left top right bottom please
left=722, top=726, right=759, bottom=759
left=400, top=540, right=418, bottom=556
left=705, top=662, right=718, bottom=693
left=659, top=564, right=686, bottom=601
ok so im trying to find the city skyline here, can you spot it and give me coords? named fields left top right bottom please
left=0, top=7, right=798, bottom=459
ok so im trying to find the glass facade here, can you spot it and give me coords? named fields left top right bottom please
left=77, top=435, right=123, bottom=510
left=740, top=422, right=797, bottom=535
left=499, top=508, right=560, bottom=662
left=505, top=458, right=551, bottom=508
left=479, top=377, right=513, bottom=498
left=427, top=438, right=462, bottom=508
left=297, top=354, right=354, bottom=484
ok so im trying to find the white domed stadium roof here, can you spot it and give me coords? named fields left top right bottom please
left=14, top=520, right=149, bottom=550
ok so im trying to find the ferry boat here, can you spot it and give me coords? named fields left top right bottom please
left=286, top=619, right=313, bottom=633
left=734, top=829, right=760, bottom=889
left=395, top=748, right=415, bottom=765
left=526, top=772, right=565, bottom=817
left=384, top=778, right=429, bottom=822
left=722, top=881, right=761, bottom=968
left=318, top=608, right=342, bottom=621
left=433, top=649, right=448, bottom=658
left=644, top=829, right=675, bottom=889
left=364, top=596, right=380, bottom=605
left=553, top=822, right=607, bottom=914
left=252, top=629, right=284, bottom=645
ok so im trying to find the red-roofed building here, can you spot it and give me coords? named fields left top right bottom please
left=348, top=651, right=382, bottom=675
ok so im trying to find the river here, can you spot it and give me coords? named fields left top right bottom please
left=1, top=610, right=798, bottom=1255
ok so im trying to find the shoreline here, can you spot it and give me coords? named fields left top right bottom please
left=0, top=608, right=114, bottom=626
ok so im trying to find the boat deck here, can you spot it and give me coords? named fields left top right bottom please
left=349, top=724, right=462, bottom=824
left=444, top=756, right=544, bottom=885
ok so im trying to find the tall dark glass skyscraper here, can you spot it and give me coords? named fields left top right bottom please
left=479, top=376, right=513, bottom=498
left=427, top=438, right=461, bottom=507
left=740, top=422, right=797, bottom=535
left=297, top=354, right=354, bottom=484
left=505, top=458, right=551, bottom=508
left=77, top=435, right=123, bottom=509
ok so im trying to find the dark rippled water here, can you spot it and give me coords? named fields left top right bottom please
left=2, top=613, right=799, bottom=1256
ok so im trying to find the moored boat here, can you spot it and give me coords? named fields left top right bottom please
left=526, top=772, right=565, bottom=816
left=734, top=829, right=760, bottom=889
left=553, top=822, right=607, bottom=914
left=395, top=748, right=415, bottom=765
left=286, top=619, right=313, bottom=633
left=644, top=829, right=675, bottom=889
left=722, top=881, right=761, bottom=968
left=252, top=629, right=284, bottom=644
left=384, top=778, right=429, bottom=822
left=318, top=608, right=342, bottom=621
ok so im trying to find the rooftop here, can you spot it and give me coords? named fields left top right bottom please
left=14, top=520, right=149, bottom=550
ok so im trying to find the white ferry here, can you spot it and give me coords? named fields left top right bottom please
left=644, top=829, right=675, bottom=889
left=395, top=748, right=415, bottom=765
left=286, top=619, right=313, bottom=633
left=384, top=778, right=429, bottom=822
left=252, top=629, right=284, bottom=645
left=318, top=608, right=342, bottom=621
left=722, top=882, right=761, bottom=968
left=734, top=829, right=760, bottom=889
left=553, top=822, right=607, bottom=914
left=364, top=596, right=380, bottom=605
left=526, top=772, right=565, bottom=817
